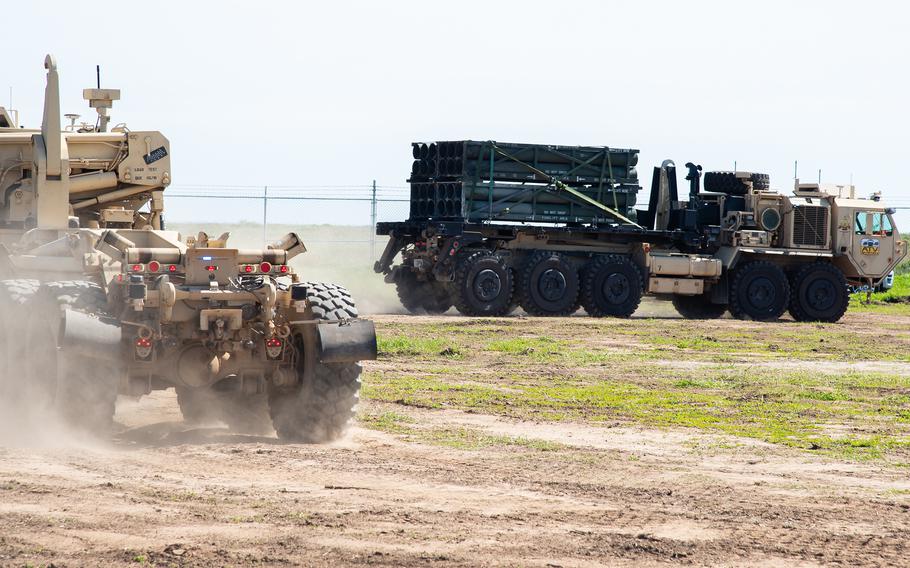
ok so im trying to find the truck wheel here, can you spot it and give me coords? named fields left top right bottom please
left=269, top=282, right=362, bottom=443
left=729, top=261, right=789, bottom=321
left=672, top=294, right=727, bottom=319
left=177, top=386, right=273, bottom=435
left=788, top=262, right=849, bottom=323
left=25, top=281, right=119, bottom=434
left=0, top=279, right=39, bottom=399
left=580, top=255, right=642, bottom=318
left=518, top=251, right=580, bottom=316
left=451, top=250, right=514, bottom=316
left=396, top=270, right=452, bottom=314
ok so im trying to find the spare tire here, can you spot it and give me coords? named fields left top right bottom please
left=703, top=171, right=770, bottom=195
left=750, top=172, right=770, bottom=191
left=703, top=171, right=747, bottom=195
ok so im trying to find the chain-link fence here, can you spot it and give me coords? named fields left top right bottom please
left=165, top=184, right=412, bottom=312
left=166, top=183, right=411, bottom=255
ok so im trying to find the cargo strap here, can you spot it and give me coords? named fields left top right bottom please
left=489, top=143, right=642, bottom=228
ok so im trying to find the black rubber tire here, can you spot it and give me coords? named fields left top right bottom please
left=451, top=250, right=514, bottom=316
left=0, top=279, right=39, bottom=399
left=26, top=281, right=119, bottom=434
left=729, top=261, right=790, bottom=321
left=750, top=172, right=770, bottom=191
left=580, top=255, right=643, bottom=318
left=296, top=281, right=359, bottom=320
left=177, top=386, right=274, bottom=435
left=788, top=262, right=849, bottom=323
left=269, top=282, right=362, bottom=443
left=396, top=270, right=452, bottom=314
left=518, top=251, right=580, bottom=316
left=672, top=294, right=728, bottom=319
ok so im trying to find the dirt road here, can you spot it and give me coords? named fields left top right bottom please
left=1, top=311, right=909, bottom=567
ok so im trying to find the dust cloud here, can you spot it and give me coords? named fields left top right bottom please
left=0, top=309, right=96, bottom=449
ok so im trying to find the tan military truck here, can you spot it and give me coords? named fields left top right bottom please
left=0, top=55, right=376, bottom=440
left=376, top=155, right=906, bottom=322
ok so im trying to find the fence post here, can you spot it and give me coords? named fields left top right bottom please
left=370, top=180, right=377, bottom=259
left=262, top=185, right=268, bottom=245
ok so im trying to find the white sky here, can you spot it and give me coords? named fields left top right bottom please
left=4, top=0, right=910, bottom=228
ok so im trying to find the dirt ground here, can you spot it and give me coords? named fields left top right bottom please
left=1, top=307, right=909, bottom=567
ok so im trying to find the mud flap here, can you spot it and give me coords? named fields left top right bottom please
left=316, top=319, right=377, bottom=363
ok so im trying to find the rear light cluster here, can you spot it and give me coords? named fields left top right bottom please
left=135, top=336, right=153, bottom=359
left=129, top=263, right=179, bottom=274
left=265, top=337, right=284, bottom=359
left=239, top=263, right=289, bottom=275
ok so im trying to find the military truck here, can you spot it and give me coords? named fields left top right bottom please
left=375, top=141, right=906, bottom=322
left=0, top=55, right=376, bottom=440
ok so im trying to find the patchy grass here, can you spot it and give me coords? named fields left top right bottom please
left=377, top=335, right=462, bottom=358
left=364, top=367, right=910, bottom=460
left=359, top=409, right=564, bottom=452
left=366, top=314, right=910, bottom=462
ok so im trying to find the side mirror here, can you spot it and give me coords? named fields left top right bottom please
left=885, top=207, right=896, bottom=215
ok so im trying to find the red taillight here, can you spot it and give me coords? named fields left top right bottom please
left=205, top=265, right=217, bottom=272
left=148, top=261, right=161, bottom=273
left=243, top=264, right=255, bottom=274
left=135, top=337, right=152, bottom=348
left=266, top=338, right=282, bottom=348
left=131, top=264, right=144, bottom=272
left=260, top=262, right=272, bottom=273
left=168, top=265, right=178, bottom=273
left=278, top=265, right=289, bottom=274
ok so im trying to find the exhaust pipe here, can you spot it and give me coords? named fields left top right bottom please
left=316, top=319, right=377, bottom=363
left=59, top=309, right=122, bottom=360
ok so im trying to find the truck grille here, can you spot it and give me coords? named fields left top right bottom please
left=792, top=205, right=828, bottom=247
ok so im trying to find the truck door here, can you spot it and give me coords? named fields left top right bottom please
left=850, top=210, right=895, bottom=279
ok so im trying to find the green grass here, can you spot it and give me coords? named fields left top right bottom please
left=377, top=335, right=462, bottom=358
left=363, top=367, right=910, bottom=461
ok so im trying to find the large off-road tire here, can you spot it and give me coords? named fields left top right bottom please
left=176, top=386, right=273, bottom=435
left=703, top=171, right=769, bottom=194
left=0, top=279, right=39, bottom=398
left=451, top=250, right=514, bottom=316
left=25, top=281, right=119, bottom=434
left=518, top=251, right=580, bottom=316
left=729, top=261, right=790, bottom=321
left=269, top=282, right=362, bottom=443
left=788, top=262, right=849, bottom=323
left=580, top=255, right=643, bottom=318
left=672, top=294, right=728, bottom=319
left=396, top=270, right=452, bottom=314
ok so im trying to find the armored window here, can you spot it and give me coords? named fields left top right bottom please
left=855, top=212, right=868, bottom=235
left=871, top=213, right=893, bottom=237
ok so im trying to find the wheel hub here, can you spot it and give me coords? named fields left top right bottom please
left=473, top=269, right=502, bottom=302
left=806, top=278, right=835, bottom=310
left=603, top=273, right=630, bottom=304
left=538, top=268, right=567, bottom=302
left=746, top=277, right=777, bottom=309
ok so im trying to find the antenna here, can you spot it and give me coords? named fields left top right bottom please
left=96, top=65, right=101, bottom=89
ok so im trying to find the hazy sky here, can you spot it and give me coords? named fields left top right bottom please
left=4, top=1, right=909, bottom=227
